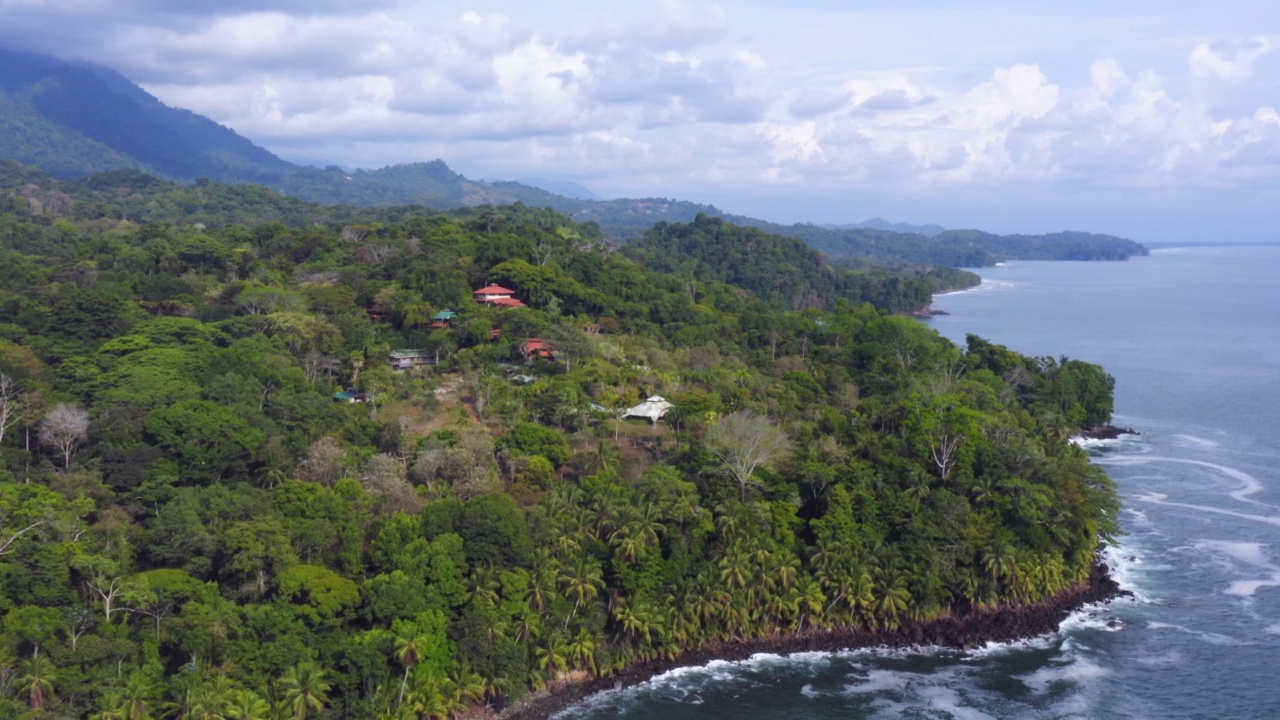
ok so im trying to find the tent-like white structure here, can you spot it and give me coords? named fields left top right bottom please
left=625, top=396, right=675, bottom=424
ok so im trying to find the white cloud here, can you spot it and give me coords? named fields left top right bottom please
left=1190, top=37, right=1273, bottom=83
left=2, top=0, right=1279, bottom=231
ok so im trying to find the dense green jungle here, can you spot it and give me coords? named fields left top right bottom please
left=0, top=163, right=1121, bottom=719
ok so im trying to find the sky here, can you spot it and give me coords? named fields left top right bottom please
left=1, top=0, right=1278, bottom=241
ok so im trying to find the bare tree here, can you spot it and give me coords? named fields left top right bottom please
left=0, top=373, right=19, bottom=447
left=930, top=431, right=963, bottom=481
left=361, top=453, right=421, bottom=515
left=40, top=403, right=89, bottom=470
left=705, top=411, right=793, bottom=501
left=298, top=437, right=346, bottom=486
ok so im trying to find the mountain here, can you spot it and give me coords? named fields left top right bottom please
left=847, top=217, right=947, bottom=237
left=0, top=47, right=295, bottom=183
left=514, top=177, right=601, bottom=200
left=0, top=47, right=1147, bottom=267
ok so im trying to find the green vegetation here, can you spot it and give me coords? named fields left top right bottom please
left=0, top=168, right=1121, bottom=718
left=624, top=214, right=976, bottom=312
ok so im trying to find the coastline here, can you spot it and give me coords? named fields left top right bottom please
left=498, top=560, right=1127, bottom=719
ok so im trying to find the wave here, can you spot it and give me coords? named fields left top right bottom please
left=1191, top=540, right=1280, bottom=599
left=1016, top=656, right=1109, bottom=693
left=1145, top=621, right=1245, bottom=646
left=1097, top=454, right=1269, bottom=506
left=1136, top=494, right=1280, bottom=528
left=1071, top=434, right=1138, bottom=450
left=1173, top=434, right=1220, bottom=449
left=935, top=279, right=1018, bottom=297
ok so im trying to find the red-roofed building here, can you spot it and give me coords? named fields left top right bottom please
left=519, top=338, right=555, bottom=360
left=474, top=284, right=525, bottom=307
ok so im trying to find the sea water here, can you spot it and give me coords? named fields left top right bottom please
left=562, top=245, right=1280, bottom=719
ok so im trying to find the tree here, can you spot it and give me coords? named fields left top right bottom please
left=297, top=437, right=345, bottom=486
left=223, top=689, right=271, bottom=720
left=280, top=662, right=330, bottom=720
left=18, top=654, right=56, bottom=710
left=394, top=634, right=429, bottom=707
left=144, top=399, right=265, bottom=482
left=0, top=372, right=19, bottom=447
left=704, top=411, right=793, bottom=500
left=39, top=402, right=89, bottom=469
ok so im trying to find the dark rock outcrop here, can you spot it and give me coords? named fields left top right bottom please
left=1078, top=425, right=1139, bottom=440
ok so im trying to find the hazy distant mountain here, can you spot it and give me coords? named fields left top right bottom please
left=0, top=47, right=295, bottom=182
left=515, top=177, right=601, bottom=201
left=820, top=218, right=947, bottom=237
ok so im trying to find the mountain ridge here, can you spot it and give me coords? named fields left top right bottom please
left=0, top=47, right=1146, bottom=266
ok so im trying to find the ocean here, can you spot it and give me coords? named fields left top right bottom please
left=560, top=244, right=1280, bottom=719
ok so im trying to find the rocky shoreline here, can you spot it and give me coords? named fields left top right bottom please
left=1077, top=424, right=1139, bottom=440
left=497, top=560, right=1128, bottom=719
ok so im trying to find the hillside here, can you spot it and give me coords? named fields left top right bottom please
left=0, top=168, right=1120, bottom=719
left=623, top=214, right=979, bottom=312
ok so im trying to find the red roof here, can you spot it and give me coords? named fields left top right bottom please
left=490, top=296, right=526, bottom=308
left=473, top=284, right=516, bottom=296
left=522, top=338, right=552, bottom=351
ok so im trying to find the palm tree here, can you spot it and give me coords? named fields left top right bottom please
left=393, top=635, right=428, bottom=707
left=450, top=666, right=487, bottom=708
left=982, top=544, right=1020, bottom=597
left=280, top=662, right=330, bottom=720
left=612, top=531, right=643, bottom=566
left=120, top=673, right=152, bottom=720
left=873, top=569, right=913, bottom=630
left=775, top=554, right=801, bottom=591
left=514, top=606, right=543, bottom=643
left=92, top=690, right=129, bottom=720
left=718, top=551, right=752, bottom=590
left=559, top=558, right=603, bottom=621
left=530, top=557, right=560, bottom=611
left=190, top=677, right=233, bottom=720
left=405, top=673, right=450, bottom=720
left=470, top=567, right=502, bottom=608
left=795, top=576, right=826, bottom=631
left=224, top=689, right=272, bottom=720
left=19, top=654, right=55, bottom=711
left=535, top=638, right=568, bottom=676
left=615, top=600, right=655, bottom=645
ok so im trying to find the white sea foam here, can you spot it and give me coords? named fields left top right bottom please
left=1135, top=650, right=1184, bottom=667
left=1097, top=455, right=1268, bottom=505
left=1266, top=624, right=1280, bottom=635
left=939, top=279, right=1018, bottom=297
left=1174, top=434, right=1220, bottom=449
left=1193, top=540, right=1280, bottom=598
left=962, top=633, right=1059, bottom=659
left=1102, top=543, right=1154, bottom=603
left=1071, top=435, right=1127, bottom=450
left=1138, top=495, right=1280, bottom=527
left=1125, top=507, right=1151, bottom=527
left=842, top=668, right=910, bottom=695
left=1196, top=540, right=1271, bottom=567
left=1017, top=657, right=1108, bottom=693
left=1146, top=621, right=1244, bottom=645
left=915, top=685, right=997, bottom=720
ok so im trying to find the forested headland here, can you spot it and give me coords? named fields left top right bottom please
left=1, top=167, right=1120, bottom=719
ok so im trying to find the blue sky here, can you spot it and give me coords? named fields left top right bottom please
left=1, top=0, right=1277, bottom=241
